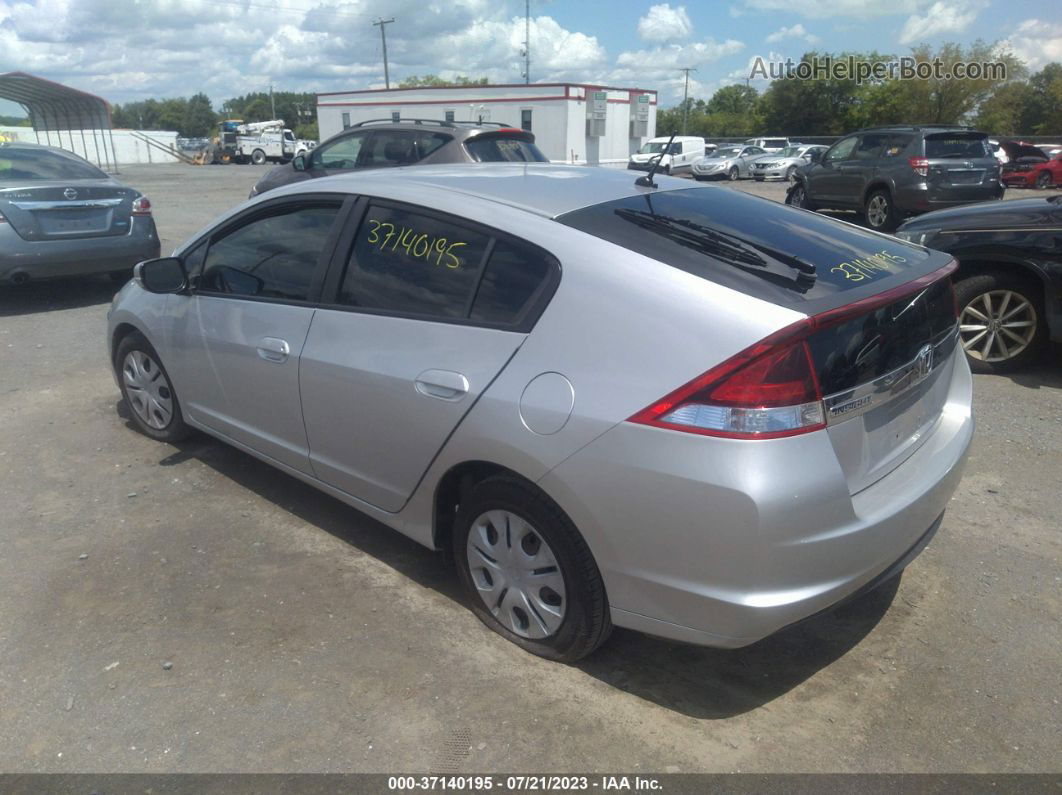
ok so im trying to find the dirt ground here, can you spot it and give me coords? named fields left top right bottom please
left=0, top=164, right=1058, bottom=773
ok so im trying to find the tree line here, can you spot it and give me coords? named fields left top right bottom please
left=657, top=42, right=1061, bottom=139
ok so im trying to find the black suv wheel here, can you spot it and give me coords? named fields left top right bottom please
left=864, top=189, right=899, bottom=232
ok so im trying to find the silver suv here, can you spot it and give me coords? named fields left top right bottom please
left=786, top=125, right=1003, bottom=232
left=250, top=119, right=547, bottom=198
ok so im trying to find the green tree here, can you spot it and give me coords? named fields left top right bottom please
left=182, top=93, right=216, bottom=138
left=397, top=74, right=489, bottom=88
left=705, top=84, right=758, bottom=116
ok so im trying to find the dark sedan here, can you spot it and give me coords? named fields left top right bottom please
left=0, top=142, right=159, bottom=285
left=896, top=196, right=1062, bottom=372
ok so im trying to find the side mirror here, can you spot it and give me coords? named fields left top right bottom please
left=136, top=257, right=187, bottom=294
left=292, top=154, right=307, bottom=172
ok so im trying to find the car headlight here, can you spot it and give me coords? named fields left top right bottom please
left=894, top=228, right=938, bottom=246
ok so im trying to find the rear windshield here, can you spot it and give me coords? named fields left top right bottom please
left=465, top=137, right=548, bottom=163
left=764, top=139, right=787, bottom=148
left=924, top=134, right=990, bottom=159
left=0, top=145, right=107, bottom=181
left=556, top=188, right=939, bottom=309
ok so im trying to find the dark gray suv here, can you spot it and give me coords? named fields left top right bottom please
left=786, top=125, right=1003, bottom=232
left=250, top=118, right=548, bottom=198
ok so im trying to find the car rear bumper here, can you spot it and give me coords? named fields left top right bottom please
left=1001, top=173, right=1036, bottom=187
left=894, top=183, right=1005, bottom=212
left=538, top=348, right=974, bottom=648
left=0, top=218, right=159, bottom=283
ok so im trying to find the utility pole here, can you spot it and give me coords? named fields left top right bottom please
left=521, top=0, right=530, bottom=84
left=269, top=83, right=275, bottom=119
left=374, top=17, right=395, bottom=89
left=678, top=67, right=696, bottom=134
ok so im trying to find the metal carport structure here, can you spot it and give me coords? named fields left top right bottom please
left=0, top=71, right=119, bottom=172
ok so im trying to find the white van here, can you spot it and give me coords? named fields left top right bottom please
left=628, top=136, right=705, bottom=174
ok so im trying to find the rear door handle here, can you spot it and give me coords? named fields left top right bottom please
left=257, top=337, right=290, bottom=363
left=414, top=369, right=469, bottom=402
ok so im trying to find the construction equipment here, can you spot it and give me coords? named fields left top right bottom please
left=212, top=119, right=315, bottom=165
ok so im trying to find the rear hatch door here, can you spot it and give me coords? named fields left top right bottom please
left=558, top=188, right=959, bottom=492
left=923, top=132, right=1000, bottom=199
left=0, top=181, right=136, bottom=241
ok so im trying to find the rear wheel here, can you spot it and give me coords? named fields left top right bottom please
left=1036, top=171, right=1053, bottom=189
left=114, top=332, right=191, bottom=442
left=251, top=149, right=267, bottom=166
left=864, top=189, right=899, bottom=232
left=955, top=271, right=1046, bottom=373
left=728, top=166, right=739, bottom=181
left=453, top=475, right=611, bottom=662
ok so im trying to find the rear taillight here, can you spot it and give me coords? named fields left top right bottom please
left=908, top=156, right=929, bottom=177
left=630, top=261, right=959, bottom=440
left=131, top=196, right=152, bottom=216
left=0, top=212, right=6, bottom=224
left=629, top=332, right=825, bottom=439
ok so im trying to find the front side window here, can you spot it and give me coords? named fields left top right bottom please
left=855, top=133, right=889, bottom=160
left=313, top=133, right=367, bottom=170
left=200, top=203, right=340, bottom=302
left=824, top=136, right=858, bottom=163
left=339, top=204, right=490, bottom=318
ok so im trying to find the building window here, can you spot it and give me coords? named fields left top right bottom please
left=391, top=111, right=401, bottom=122
left=521, top=109, right=532, bottom=132
left=444, top=110, right=455, bottom=123
left=341, top=112, right=351, bottom=129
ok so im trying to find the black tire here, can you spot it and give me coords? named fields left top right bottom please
left=954, top=271, right=1046, bottom=373
left=663, top=164, right=671, bottom=176
left=1036, top=171, right=1053, bottom=189
left=113, top=331, right=191, bottom=442
left=786, top=165, right=797, bottom=182
left=864, top=188, right=899, bottom=232
left=786, top=182, right=815, bottom=210
left=452, top=475, right=611, bottom=662
left=251, top=149, right=267, bottom=166
left=108, top=268, right=134, bottom=284
left=728, top=166, right=739, bottom=181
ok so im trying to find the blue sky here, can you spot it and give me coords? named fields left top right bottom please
left=0, top=0, right=1059, bottom=116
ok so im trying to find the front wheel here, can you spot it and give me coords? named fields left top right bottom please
left=786, top=182, right=814, bottom=209
left=114, top=332, right=191, bottom=442
left=864, top=189, right=898, bottom=232
left=453, top=475, right=611, bottom=662
left=1036, top=171, right=1053, bottom=189
left=251, top=149, right=267, bottom=166
left=786, top=165, right=797, bottom=182
left=955, top=272, right=1046, bottom=373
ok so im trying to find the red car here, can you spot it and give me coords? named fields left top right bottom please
left=1000, top=141, right=1061, bottom=188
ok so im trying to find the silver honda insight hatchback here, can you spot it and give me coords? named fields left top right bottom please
left=107, top=164, right=973, bottom=661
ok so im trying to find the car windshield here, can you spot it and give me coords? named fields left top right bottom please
left=0, top=145, right=108, bottom=181
left=639, top=142, right=670, bottom=154
left=778, top=147, right=803, bottom=157
left=464, top=137, right=548, bottom=163
left=710, top=147, right=741, bottom=158
left=764, top=139, right=787, bottom=148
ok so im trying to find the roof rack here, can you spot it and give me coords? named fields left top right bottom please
left=351, top=118, right=515, bottom=129
left=852, top=124, right=977, bottom=133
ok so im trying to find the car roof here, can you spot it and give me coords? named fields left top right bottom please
left=280, top=163, right=702, bottom=219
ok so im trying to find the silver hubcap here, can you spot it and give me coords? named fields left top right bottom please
left=867, top=195, right=888, bottom=226
left=960, top=289, right=1038, bottom=362
left=465, top=510, right=566, bottom=640
left=122, top=350, right=174, bottom=429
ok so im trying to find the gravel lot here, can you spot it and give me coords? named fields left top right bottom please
left=0, top=163, right=1059, bottom=773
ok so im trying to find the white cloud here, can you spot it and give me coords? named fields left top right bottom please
left=616, top=38, right=745, bottom=72
left=997, top=19, right=1062, bottom=71
left=764, top=24, right=819, bottom=45
left=898, top=0, right=984, bottom=45
left=636, top=4, right=693, bottom=43
left=0, top=0, right=607, bottom=104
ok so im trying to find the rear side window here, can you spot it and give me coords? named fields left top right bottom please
left=925, top=134, right=990, bottom=159
left=338, top=204, right=490, bottom=318
left=882, top=134, right=912, bottom=157
left=200, top=203, right=340, bottom=302
left=470, top=240, right=552, bottom=325
left=361, top=131, right=451, bottom=167
left=557, top=189, right=936, bottom=308
left=465, top=137, right=548, bottom=163
left=0, top=145, right=106, bottom=180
